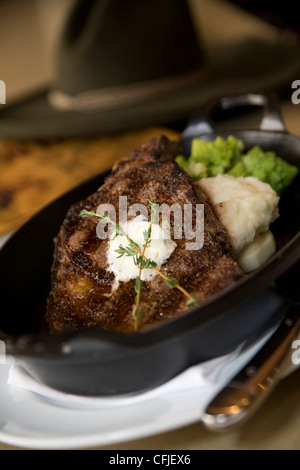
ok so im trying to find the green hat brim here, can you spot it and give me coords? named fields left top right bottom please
left=1, top=40, right=299, bottom=139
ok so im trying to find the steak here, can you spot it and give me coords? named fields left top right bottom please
left=46, top=136, right=244, bottom=333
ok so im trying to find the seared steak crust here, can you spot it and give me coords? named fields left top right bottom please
left=46, top=136, right=244, bottom=333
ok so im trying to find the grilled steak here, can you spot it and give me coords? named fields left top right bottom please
left=46, top=136, right=244, bottom=333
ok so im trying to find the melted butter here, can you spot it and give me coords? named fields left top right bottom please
left=107, top=216, right=176, bottom=282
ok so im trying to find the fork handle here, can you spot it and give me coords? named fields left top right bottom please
left=201, top=306, right=300, bottom=431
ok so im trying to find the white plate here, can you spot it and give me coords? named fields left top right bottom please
left=0, top=334, right=271, bottom=450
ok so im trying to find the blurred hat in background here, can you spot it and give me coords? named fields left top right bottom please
left=0, top=0, right=300, bottom=138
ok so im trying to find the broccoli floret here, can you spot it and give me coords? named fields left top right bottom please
left=209, top=164, right=226, bottom=177
left=242, top=146, right=298, bottom=194
left=188, top=161, right=208, bottom=179
left=175, top=154, right=189, bottom=169
left=176, top=136, right=298, bottom=193
left=228, top=161, right=248, bottom=177
left=191, top=135, right=243, bottom=173
left=175, top=154, right=208, bottom=179
left=184, top=135, right=244, bottom=179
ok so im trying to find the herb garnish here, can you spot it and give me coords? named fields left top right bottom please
left=80, top=202, right=198, bottom=330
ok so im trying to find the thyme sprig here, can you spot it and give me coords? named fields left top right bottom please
left=80, top=202, right=199, bottom=330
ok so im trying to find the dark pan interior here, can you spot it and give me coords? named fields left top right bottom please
left=0, top=128, right=299, bottom=395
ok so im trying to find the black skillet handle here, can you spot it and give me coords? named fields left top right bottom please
left=181, top=93, right=286, bottom=141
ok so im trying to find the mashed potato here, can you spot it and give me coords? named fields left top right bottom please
left=197, top=174, right=279, bottom=256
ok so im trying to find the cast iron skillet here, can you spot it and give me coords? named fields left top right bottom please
left=0, top=94, right=299, bottom=396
